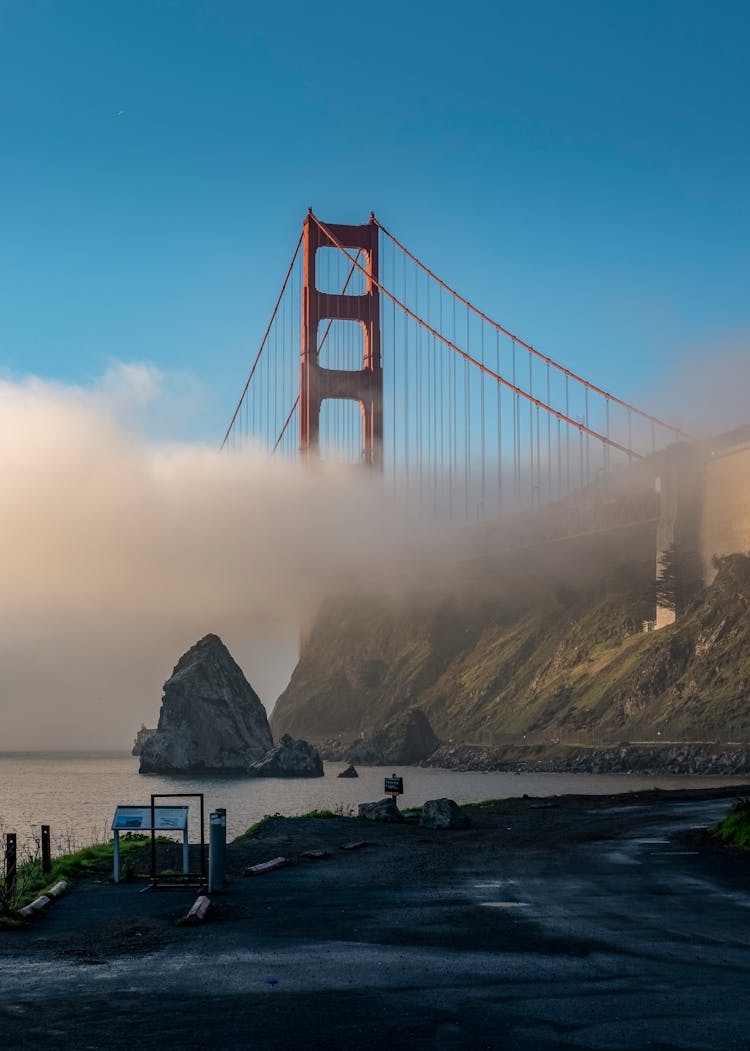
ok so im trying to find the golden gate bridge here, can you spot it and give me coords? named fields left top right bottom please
left=221, top=210, right=690, bottom=519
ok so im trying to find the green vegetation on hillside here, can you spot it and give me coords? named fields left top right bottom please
left=272, top=552, right=750, bottom=747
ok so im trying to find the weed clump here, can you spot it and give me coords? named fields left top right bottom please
left=711, top=799, right=750, bottom=849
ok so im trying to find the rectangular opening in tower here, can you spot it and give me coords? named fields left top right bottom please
left=319, top=398, right=365, bottom=464
left=315, top=247, right=368, bottom=296
left=317, top=319, right=365, bottom=371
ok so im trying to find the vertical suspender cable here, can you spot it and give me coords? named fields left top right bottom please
left=480, top=319, right=486, bottom=513
left=496, top=328, right=502, bottom=514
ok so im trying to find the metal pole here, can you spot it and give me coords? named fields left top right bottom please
left=199, top=794, right=206, bottom=880
left=150, top=795, right=157, bottom=883
left=41, top=825, right=51, bottom=875
left=4, top=833, right=17, bottom=908
left=216, top=808, right=227, bottom=884
left=208, top=812, right=220, bottom=894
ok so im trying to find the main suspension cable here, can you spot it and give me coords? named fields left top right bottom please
left=374, top=218, right=692, bottom=441
left=220, top=230, right=304, bottom=450
left=310, top=212, right=640, bottom=460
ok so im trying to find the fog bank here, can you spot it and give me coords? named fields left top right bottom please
left=0, top=367, right=449, bottom=749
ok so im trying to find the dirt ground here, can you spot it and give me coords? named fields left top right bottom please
left=1, top=785, right=749, bottom=1050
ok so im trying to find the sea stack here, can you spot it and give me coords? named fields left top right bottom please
left=139, top=634, right=274, bottom=774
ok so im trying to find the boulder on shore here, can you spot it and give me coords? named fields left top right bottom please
left=347, top=707, right=440, bottom=766
left=245, top=734, right=324, bottom=778
left=420, top=798, right=471, bottom=830
left=358, top=798, right=403, bottom=822
left=139, top=634, right=274, bottom=774
left=337, top=763, right=359, bottom=778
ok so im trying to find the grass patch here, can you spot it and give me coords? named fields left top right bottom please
left=299, top=804, right=356, bottom=819
left=239, top=815, right=282, bottom=839
left=711, top=798, right=750, bottom=849
left=462, top=798, right=509, bottom=809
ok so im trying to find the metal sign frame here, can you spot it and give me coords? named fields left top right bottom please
left=149, top=793, right=206, bottom=890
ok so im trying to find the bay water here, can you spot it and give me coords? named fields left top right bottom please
left=1, top=752, right=747, bottom=857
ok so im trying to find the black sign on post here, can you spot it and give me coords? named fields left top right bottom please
left=384, top=774, right=403, bottom=797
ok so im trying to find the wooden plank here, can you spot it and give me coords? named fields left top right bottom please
left=183, top=894, right=211, bottom=925
left=17, top=895, right=51, bottom=919
left=243, top=856, right=291, bottom=877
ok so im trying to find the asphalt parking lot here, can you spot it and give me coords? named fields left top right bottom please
left=1, top=787, right=748, bottom=1050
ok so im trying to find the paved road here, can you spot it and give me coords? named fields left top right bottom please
left=1, top=793, right=748, bottom=1050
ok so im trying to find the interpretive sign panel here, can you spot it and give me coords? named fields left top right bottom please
left=384, top=775, right=403, bottom=796
left=112, top=806, right=188, bottom=832
left=110, top=805, right=190, bottom=882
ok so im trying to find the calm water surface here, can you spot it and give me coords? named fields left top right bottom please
left=1, top=752, right=747, bottom=853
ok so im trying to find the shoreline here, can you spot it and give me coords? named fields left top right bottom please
left=418, top=740, right=750, bottom=776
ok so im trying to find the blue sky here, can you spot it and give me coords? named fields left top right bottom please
left=1, top=0, right=748, bottom=442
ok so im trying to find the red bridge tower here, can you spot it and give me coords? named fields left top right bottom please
left=300, top=212, right=383, bottom=468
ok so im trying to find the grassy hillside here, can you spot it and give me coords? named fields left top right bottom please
left=271, top=554, right=750, bottom=747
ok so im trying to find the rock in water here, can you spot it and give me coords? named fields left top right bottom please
left=139, top=634, right=273, bottom=774
left=245, top=734, right=324, bottom=778
left=347, top=707, right=440, bottom=766
left=337, top=763, right=359, bottom=778
left=420, top=798, right=471, bottom=830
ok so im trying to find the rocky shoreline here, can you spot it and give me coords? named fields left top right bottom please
left=420, top=742, right=750, bottom=777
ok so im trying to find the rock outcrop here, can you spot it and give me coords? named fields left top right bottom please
left=420, top=798, right=471, bottom=829
left=131, top=725, right=156, bottom=756
left=358, top=798, right=403, bottom=822
left=245, top=734, right=324, bottom=778
left=347, top=707, right=440, bottom=766
left=139, top=634, right=273, bottom=774
left=337, top=764, right=358, bottom=778
left=423, top=741, right=750, bottom=776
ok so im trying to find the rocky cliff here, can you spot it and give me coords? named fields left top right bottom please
left=346, top=708, right=440, bottom=765
left=271, top=555, right=750, bottom=750
left=140, top=634, right=274, bottom=774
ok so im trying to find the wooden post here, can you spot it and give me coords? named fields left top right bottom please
left=41, top=825, right=51, bottom=875
left=4, top=833, right=17, bottom=908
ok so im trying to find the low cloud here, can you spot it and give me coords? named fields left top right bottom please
left=0, top=365, right=446, bottom=749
